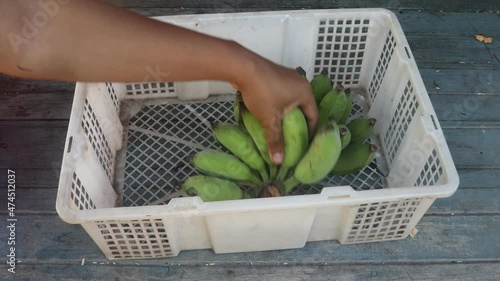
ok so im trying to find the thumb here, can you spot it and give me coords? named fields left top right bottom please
left=263, top=114, right=284, bottom=165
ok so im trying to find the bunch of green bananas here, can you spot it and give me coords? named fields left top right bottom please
left=181, top=69, right=379, bottom=202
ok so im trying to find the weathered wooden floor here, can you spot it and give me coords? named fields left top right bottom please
left=1, top=1, right=500, bottom=280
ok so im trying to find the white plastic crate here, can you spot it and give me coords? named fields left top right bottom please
left=56, top=8, right=459, bottom=260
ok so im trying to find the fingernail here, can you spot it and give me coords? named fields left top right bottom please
left=272, top=153, right=283, bottom=164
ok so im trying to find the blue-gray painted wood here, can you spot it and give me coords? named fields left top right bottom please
left=3, top=69, right=500, bottom=121
left=0, top=74, right=74, bottom=94
left=103, top=0, right=500, bottom=12
left=0, top=168, right=61, bottom=188
left=4, top=263, right=500, bottom=281
left=398, top=12, right=500, bottom=36
left=1, top=3, right=500, bottom=279
left=422, top=69, right=500, bottom=94
left=429, top=188, right=500, bottom=215
left=0, top=121, right=67, bottom=169
left=430, top=94, right=500, bottom=122
left=443, top=128, right=500, bottom=167
left=456, top=168, right=500, bottom=188
left=2, top=214, right=498, bottom=263
left=407, top=35, right=499, bottom=68
left=0, top=92, right=73, bottom=120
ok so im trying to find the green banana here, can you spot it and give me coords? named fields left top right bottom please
left=311, top=69, right=332, bottom=104
left=338, top=88, right=353, bottom=125
left=181, top=175, right=243, bottom=202
left=346, top=117, right=377, bottom=143
left=317, top=84, right=348, bottom=129
left=276, top=108, right=309, bottom=180
left=192, top=150, right=262, bottom=186
left=212, top=122, right=269, bottom=182
left=339, top=125, right=351, bottom=149
left=240, top=108, right=278, bottom=180
left=233, top=92, right=244, bottom=125
left=284, top=120, right=342, bottom=193
left=332, top=143, right=378, bottom=175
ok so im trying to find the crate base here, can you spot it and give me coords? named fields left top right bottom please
left=113, top=89, right=390, bottom=207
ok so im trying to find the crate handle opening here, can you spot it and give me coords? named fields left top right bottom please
left=404, top=46, right=412, bottom=59
left=67, top=136, right=73, bottom=153
left=430, top=114, right=439, bottom=130
left=328, top=194, right=351, bottom=200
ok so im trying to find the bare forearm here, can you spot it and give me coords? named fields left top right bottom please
left=1, top=0, right=255, bottom=85
left=0, top=0, right=318, bottom=163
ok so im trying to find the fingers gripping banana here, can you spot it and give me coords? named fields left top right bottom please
left=311, top=69, right=333, bottom=104
left=233, top=93, right=244, bottom=125
left=332, top=143, right=378, bottom=175
left=346, top=117, right=377, bottom=143
left=182, top=175, right=243, bottom=202
left=284, top=120, right=342, bottom=193
left=241, top=108, right=278, bottom=179
left=213, top=123, right=269, bottom=182
left=192, top=150, right=262, bottom=186
left=276, top=108, right=309, bottom=180
left=317, top=84, right=348, bottom=129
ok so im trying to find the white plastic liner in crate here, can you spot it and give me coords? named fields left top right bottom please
left=56, top=9, right=459, bottom=260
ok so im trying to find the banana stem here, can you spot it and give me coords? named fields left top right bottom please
left=276, top=166, right=289, bottom=181
left=283, top=176, right=300, bottom=194
left=269, top=164, right=278, bottom=180
left=249, top=174, right=263, bottom=186
left=260, top=170, right=270, bottom=183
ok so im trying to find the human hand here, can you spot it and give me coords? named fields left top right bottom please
left=234, top=59, right=318, bottom=165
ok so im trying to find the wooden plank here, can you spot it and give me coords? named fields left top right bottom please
left=430, top=94, right=500, bottom=122
left=5, top=263, right=500, bottom=281
left=398, top=12, right=500, bottom=36
left=6, top=186, right=499, bottom=216
left=0, top=121, right=67, bottom=169
left=422, top=68, right=500, bottom=94
left=3, top=188, right=58, bottom=213
left=102, top=0, right=500, bottom=12
left=443, top=127, right=500, bottom=168
left=2, top=69, right=499, bottom=121
left=3, top=69, right=499, bottom=121
left=1, top=121, right=499, bottom=170
left=0, top=93, right=73, bottom=120
left=2, top=214, right=499, bottom=262
left=429, top=188, right=500, bottom=215
left=457, top=168, right=500, bottom=188
left=127, top=10, right=500, bottom=38
left=0, top=74, right=74, bottom=94
left=407, top=35, right=499, bottom=67
left=0, top=168, right=61, bottom=188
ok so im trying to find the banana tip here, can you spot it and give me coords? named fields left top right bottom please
left=210, top=122, right=218, bottom=130
left=370, top=144, right=378, bottom=152
left=185, top=188, right=198, bottom=196
left=335, top=83, right=345, bottom=92
left=340, top=127, right=348, bottom=136
left=320, top=68, right=329, bottom=75
left=369, top=118, right=377, bottom=126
